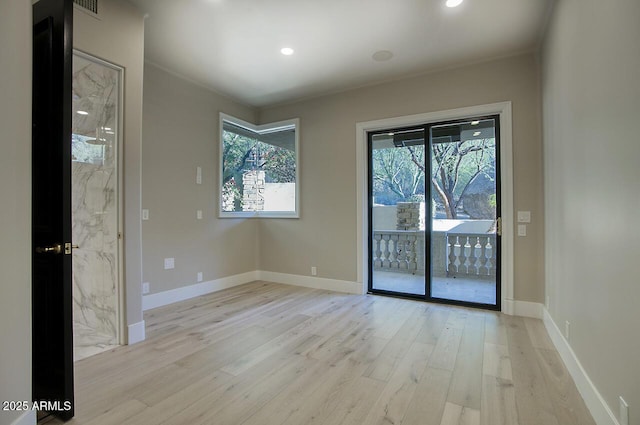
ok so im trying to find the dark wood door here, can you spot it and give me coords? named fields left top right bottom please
left=32, top=0, right=74, bottom=420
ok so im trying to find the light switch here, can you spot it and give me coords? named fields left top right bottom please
left=518, top=224, right=527, bottom=237
left=517, top=211, right=531, bottom=223
left=142, top=209, right=149, bottom=220
left=196, top=210, right=203, bottom=220
left=164, top=257, right=175, bottom=269
left=196, top=166, right=202, bottom=184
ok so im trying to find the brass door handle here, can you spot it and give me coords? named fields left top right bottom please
left=36, top=244, right=62, bottom=254
left=72, top=244, right=79, bottom=249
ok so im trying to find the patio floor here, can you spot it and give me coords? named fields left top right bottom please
left=372, top=270, right=497, bottom=305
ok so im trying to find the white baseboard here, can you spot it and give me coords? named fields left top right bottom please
left=543, top=309, right=619, bottom=425
left=139, top=269, right=360, bottom=320
left=142, top=271, right=260, bottom=311
left=10, top=410, right=36, bottom=425
left=503, top=299, right=543, bottom=318
left=257, top=270, right=362, bottom=294
left=515, top=300, right=543, bottom=318
left=127, top=320, right=145, bottom=345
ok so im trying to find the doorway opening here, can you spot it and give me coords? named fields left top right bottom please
left=368, top=116, right=501, bottom=310
left=71, top=51, right=124, bottom=360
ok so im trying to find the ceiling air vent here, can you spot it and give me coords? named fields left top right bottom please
left=73, top=0, right=98, bottom=15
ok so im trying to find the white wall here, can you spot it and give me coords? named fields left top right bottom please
left=0, top=1, right=32, bottom=424
left=542, top=0, right=640, bottom=422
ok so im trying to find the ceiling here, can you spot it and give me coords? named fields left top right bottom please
left=129, top=0, right=554, bottom=107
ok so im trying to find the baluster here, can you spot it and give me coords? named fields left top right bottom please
left=389, top=234, right=399, bottom=269
left=478, top=236, right=489, bottom=275
left=460, top=236, right=471, bottom=275
left=469, top=236, right=480, bottom=276
left=373, top=233, right=382, bottom=269
left=381, top=234, right=390, bottom=268
left=488, top=235, right=497, bottom=275
left=447, top=234, right=457, bottom=275
left=407, top=234, right=417, bottom=272
left=397, top=234, right=407, bottom=270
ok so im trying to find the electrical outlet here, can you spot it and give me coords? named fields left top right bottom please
left=142, top=209, right=149, bottom=220
left=142, top=282, right=150, bottom=294
left=565, top=320, right=570, bottom=341
left=196, top=210, right=203, bottom=220
left=311, top=266, right=317, bottom=276
left=164, top=257, right=175, bottom=270
left=518, top=224, right=527, bottom=237
left=620, top=397, right=629, bottom=425
left=197, top=272, right=203, bottom=282
left=196, top=166, right=202, bottom=184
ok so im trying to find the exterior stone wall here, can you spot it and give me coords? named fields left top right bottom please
left=396, top=202, right=425, bottom=230
left=242, top=170, right=265, bottom=211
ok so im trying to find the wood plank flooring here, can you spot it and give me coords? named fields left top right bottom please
left=49, top=281, right=596, bottom=425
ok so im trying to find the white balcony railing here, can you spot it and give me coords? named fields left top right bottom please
left=372, top=231, right=425, bottom=274
left=372, top=230, right=497, bottom=278
left=446, top=233, right=497, bottom=278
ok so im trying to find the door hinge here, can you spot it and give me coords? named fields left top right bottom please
left=496, top=217, right=502, bottom=236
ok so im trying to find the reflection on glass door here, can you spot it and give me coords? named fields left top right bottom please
left=71, top=52, right=122, bottom=360
left=369, top=127, right=427, bottom=296
left=429, top=117, right=500, bottom=307
left=368, top=116, right=500, bottom=309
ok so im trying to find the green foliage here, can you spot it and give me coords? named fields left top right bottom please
left=428, top=138, right=495, bottom=218
left=371, top=137, right=496, bottom=215
left=372, top=146, right=425, bottom=205
left=222, top=130, right=296, bottom=211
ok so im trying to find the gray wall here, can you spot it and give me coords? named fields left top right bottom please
left=259, top=53, right=544, bottom=303
left=542, top=0, right=640, bottom=421
left=141, top=64, right=258, bottom=294
left=0, top=1, right=32, bottom=424
left=74, top=0, right=146, bottom=332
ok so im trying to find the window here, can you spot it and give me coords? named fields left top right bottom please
left=219, top=113, right=299, bottom=218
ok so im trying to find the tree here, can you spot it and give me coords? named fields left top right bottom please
left=371, top=146, right=425, bottom=204
left=221, top=130, right=296, bottom=211
left=408, top=138, right=495, bottom=219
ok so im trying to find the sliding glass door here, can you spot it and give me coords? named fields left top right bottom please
left=369, top=127, right=427, bottom=296
left=368, top=116, right=501, bottom=310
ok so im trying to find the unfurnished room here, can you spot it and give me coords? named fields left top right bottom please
left=1, top=0, right=639, bottom=424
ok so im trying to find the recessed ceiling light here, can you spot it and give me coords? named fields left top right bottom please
left=473, top=131, right=481, bottom=136
left=77, top=110, right=89, bottom=115
left=471, top=120, right=480, bottom=125
left=280, top=47, right=294, bottom=56
left=372, top=50, right=393, bottom=62
left=446, top=0, right=463, bottom=7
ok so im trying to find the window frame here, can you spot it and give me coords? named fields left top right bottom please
left=218, top=112, right=300, bottom=218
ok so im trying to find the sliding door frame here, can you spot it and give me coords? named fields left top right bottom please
left=356, top=102, right=515, bottom=314
left=366, top=116, right=501, bottom=310
left=367, top=125, right=429, bottom=301
left=426, top=115, right=501, bottom=310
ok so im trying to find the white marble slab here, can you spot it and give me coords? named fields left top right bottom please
left=71, top=53, right=120, bottom=360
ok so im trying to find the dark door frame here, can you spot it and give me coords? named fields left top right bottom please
left=367, top=115, right=502, bottom=311
left=32, top=0, right=75, bottom=420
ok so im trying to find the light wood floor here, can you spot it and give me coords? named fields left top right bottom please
left=52, top=281, right=596, bottom=425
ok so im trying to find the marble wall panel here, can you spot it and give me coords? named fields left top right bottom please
left=71, top=53, right=120, bottom=357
